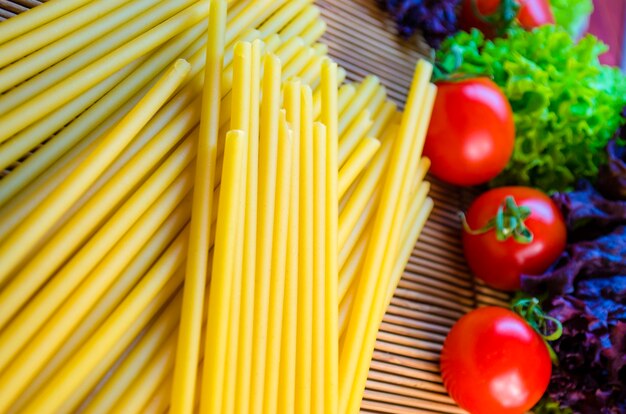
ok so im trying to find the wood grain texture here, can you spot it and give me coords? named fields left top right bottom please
left=0, top=1, right=510, bottom=413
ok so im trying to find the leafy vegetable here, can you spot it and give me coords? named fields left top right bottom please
left=521, top=178, right=626, bottom=413
left=533, top=398, right=573, bottom=414
left=549, top=0, right=593, bottom=38
left=521, top=224, right=626, bottom=296
left=521, top=180, right=626, bottom=294
left=598, top=139, right=626, bottom=200
left=598, top=111, right=626, bottom=199
left=554, top=180, right=626, bottom=240
left=378, top=0, right=461, bottom=48
left=436, top=26, right=626, bottom=192
left=542, top=281, right=626, bottom=413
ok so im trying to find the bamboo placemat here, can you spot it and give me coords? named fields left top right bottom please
left=315, top=1, right=509, bottom=412
left=0, top=2, right=510, bottom=413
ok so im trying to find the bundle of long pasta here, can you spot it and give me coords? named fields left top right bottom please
left=0, top=0, right=434, bottom=413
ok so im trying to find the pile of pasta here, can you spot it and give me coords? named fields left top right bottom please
left=0, top=0, right=435, bottom=413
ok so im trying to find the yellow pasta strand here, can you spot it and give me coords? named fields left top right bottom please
left=369, top=100, right=397, bottom=139
left=300, top=19, right=327, bottom=50
left=113, top=329, right=179, bottom=413
left=345, top=80, right=436, bottom=414
left=249, top=53, right=282, bottom=414
left=200, top=130, right=247, bottom=414
left=234, top=38, right=263, bottom=414
left=223, top=40, right=252, bottom=414
left=0, top=168, right=194, bottom=410
left=348, top=196, right=434, bottom=413
left=295, top=84, right=315, bottom=414
left=263, top=111, right=293, bottom=414
left=338, top=61, right=433, bottom=413
left=0, top=0, right=136, bottom=69
left=0, top=0, right=199, bottom=116
left=0, top=0, right=156, bottom=94
left=85, top=319, right=181, bottom=414
left=143, top=375, right=173, bottom=414
left=338, top=136, right=381, bottom=201
left=366, top=84, right=388, bottom=118
left=321, top=59, right=339, bottom=414
left=280, top=4, right=320, bottom=40
left=283, top=46, right=314, bottom=80
left=0, top=1, right=203, bottom=128
left=338, top=109, right=373, bottom=167
left=0, top=110, right=200, bottom=334
left=171, top=2, right=226, bottom=413
left=0, top=58, right=189, bottom=290
left=312, top=121, right=327, bottom=414
left=338, top=219, right=371, bottom=304
left=338, top=124, right=397, bottom=249
left=339, top=281, right=357, bottom=339
left=0, top=0, right=92, bottom=44
left=258, top=0, right=311, bottom=38
left=0, top=56, right=141, bottom=173
left=23, top=223, right=190, bottom=414
left=338, top=76, right=379, bottom=135
left=8, top=201, right=188, bottom=413
left=315, top=82, right=354, bottom=122
left=278, top=80, right=302, bottom=414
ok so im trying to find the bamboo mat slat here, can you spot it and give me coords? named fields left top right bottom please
left=0, top=0, right=28, bottom=14
left=381, top=314, right=452, bottom=336
left=0, top=1, right=514, bottom=413
left=0, top=6, right=15, bottom=18
left=10, top=0, right=43, bottom=7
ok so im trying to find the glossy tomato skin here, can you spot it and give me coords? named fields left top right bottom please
left=460, top=0, right=505, bottom=35
left=463, top=187, right=566, bottom=291
left=460, top=0, right=555, bottom=35
left=517, top=0, right=554, bottom=29
left=424, top=78, right=514, bottom=186
left=440, top=307, right=552, bottom=414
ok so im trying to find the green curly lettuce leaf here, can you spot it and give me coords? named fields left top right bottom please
left=550, top=0, right=593, bottom=38
left=532, top=398, right=573, bottom=414
left=437, top=27, right=626, bottom=192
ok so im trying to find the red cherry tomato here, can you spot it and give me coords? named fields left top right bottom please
left=460, top=0, right=555, bottom=36
left=424, top=78, right=514, bottom=186
left=440, top=307, right=552, bottom=414
left=460, top=0, right=504, bottom=35
left=517, top=0, right=554, bottom=29
left=462, top=186, right=566, bottom=291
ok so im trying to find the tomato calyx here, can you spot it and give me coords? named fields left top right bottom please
left=512, top=297, right=563, bottom=365
left=431, top=46, right=498, bottom=85
left=512, top=297, right=563, bottom=341
left=469, top=0, right=520, bottom=36
left=461, top=196, right=534, bottom=244
left=431, top=48, right=492, bottom=83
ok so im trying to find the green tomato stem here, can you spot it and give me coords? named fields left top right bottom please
left=470, top=0, right=521, bottom=35
left=511, top=297, right=563, bottom=366
left=461, top=196, right=534, bottom=244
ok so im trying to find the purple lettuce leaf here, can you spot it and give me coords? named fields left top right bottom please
left=598, top=139, right=626, bottom=201
left=543, top=278, right=626, bottom=413
left=598, top=106, right=626, bottom=200
left=378, top=0, right=461, bottom=49
left=521, top=226, right=626, bottom=296
left=551, top=180, right=626, bottom=242
left=522, top=177, right=626, bottom=413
